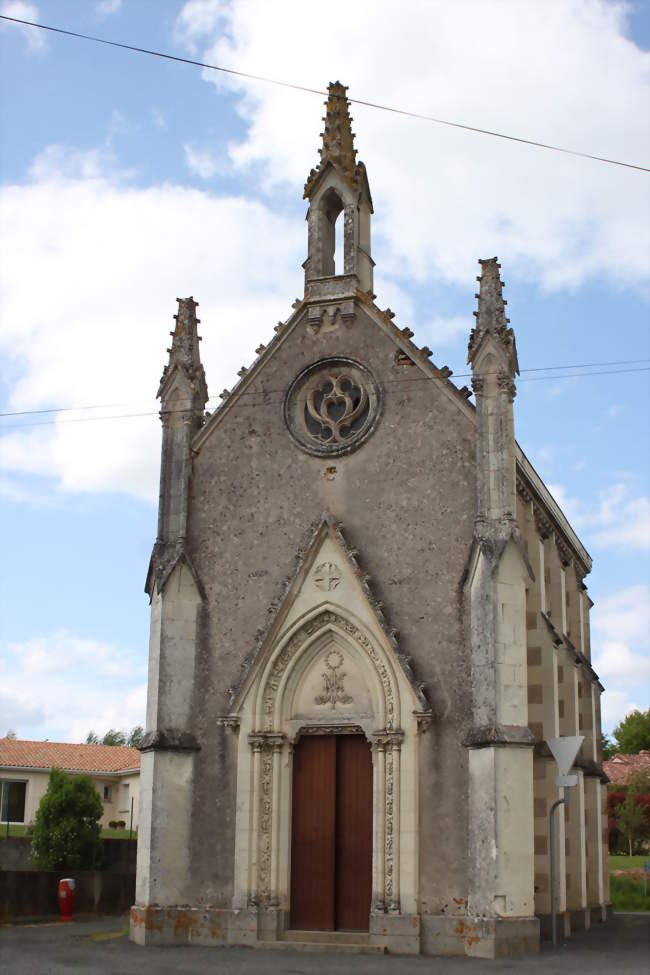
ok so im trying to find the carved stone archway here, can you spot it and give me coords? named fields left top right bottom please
left=230, top=608, right=422, bottom=924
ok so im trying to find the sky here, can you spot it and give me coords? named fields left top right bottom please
left=0, top=0, right=648, bottom=743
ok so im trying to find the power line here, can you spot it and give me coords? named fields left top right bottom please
left=1, top=14, right=648, bottom=173
left=0, top=358, right=648, bottom=419
left=0, top=366, right=647, bottom=430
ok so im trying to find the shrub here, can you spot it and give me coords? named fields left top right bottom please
left=116, top=820, right=126, bottom=829
left=31, top=768, right=103, bottom=870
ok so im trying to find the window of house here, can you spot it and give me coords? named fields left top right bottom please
left=0, top=780, right=27, bottom=823
left=103, top=784, right=112, bottom=802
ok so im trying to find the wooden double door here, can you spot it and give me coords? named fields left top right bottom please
left=290, top=734, right=373, bottom=931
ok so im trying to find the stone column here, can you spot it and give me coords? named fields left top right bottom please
left=248, top=738, right=263, bottom=906
left=389, top=737, right=402, bottom=913
left=372, top=740, right=386, bottom=912
left=465, top=258, right=539, bottom=957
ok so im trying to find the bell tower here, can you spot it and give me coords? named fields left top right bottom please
left=303, top=82, right=374, bottom=298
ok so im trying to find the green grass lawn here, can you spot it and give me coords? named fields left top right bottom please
left=609, top=853, right=649, bottom=912
left=0, top=824, right=28, bottom=837
left=609, top=854, right=648, bottom=871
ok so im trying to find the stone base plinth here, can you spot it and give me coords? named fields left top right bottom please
left=421, top=914, right=540, bottom=958
left=130, top=906, right=230, bottom=946
left=538, top=910, right=571, bottom=940
left=131, top=906, right=540, bottom=957
left=569, top=906, right=591, bottom=931
left=369, top=912, right=420, bottom=954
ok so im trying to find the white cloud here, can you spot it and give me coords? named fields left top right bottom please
left=599, top=689, right=644, bottom=733
left=0, top=631, right=147, bottom=742
left=28, top=143, right=118, bottom=181
left=424, top=315, right=469, bottom=346
left=0, top=1, right=45, bottom=50
left=547, top=481, right=650, bottom=550
left=176, top=0, right=650, bottom=291
left=174, top=0, right=223, bottom=51
left=96, top=0, right=121, bottom=18
left=592, top=585, right=650, bottom=732
left=184, top=143, right=222, bottom=179
left=0, top=144, right=303, bottom=501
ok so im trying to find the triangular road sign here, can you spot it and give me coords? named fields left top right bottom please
left=546, top=736, right=584, bottom=776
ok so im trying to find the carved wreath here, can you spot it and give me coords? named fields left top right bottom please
left=314, top=650, right=353, bottom=709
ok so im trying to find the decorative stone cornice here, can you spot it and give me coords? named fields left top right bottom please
left=463, top=724, right=536, bottom=749
left=515, top=452, right=592, bottom=578
left=575, top=755, right=609, bottom=783
left=413, top=711, right=434, bottom=734
left=139, top=729, right=200, bottom=753
left=216, top=715, right=241, bottom=733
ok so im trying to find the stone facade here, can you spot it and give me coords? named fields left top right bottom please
left=131, top=82, right=609, bottom=957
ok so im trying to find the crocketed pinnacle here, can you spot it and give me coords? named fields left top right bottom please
left=158, top=296, right=208, bottom=407
left=467, top=257, right=519, bottom=374
left=304, top=81, right=369, bottom=201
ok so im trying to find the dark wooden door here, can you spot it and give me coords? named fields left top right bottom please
left=290, top=734, right=372, bottom=931
left=290, top=735, right=336, bottom=930
left=335, top=735, right=373, bottom=930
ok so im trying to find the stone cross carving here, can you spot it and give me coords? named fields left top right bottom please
left=313, top=561, right=341, bottom=591
left=315, top=650, right=353, bottom=709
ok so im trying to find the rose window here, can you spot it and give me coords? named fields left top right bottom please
left=284, top=357, right=381, bottom=456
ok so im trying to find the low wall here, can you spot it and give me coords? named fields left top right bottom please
left=0, top=837, right=137, bottom=873
left=0, top=870, right=135, bottom=921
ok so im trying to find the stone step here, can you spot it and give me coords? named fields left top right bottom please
left=258, top=940, right=385, bottom=955
left=283, top=929, right=370, bottom=944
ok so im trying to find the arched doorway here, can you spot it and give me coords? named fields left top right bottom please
left=290, top=733, right=372, bottom=931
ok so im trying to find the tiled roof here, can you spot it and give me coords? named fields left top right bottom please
left=604, top=750, right=650, bottom=785
left=0, top=738, right=140, bottom=774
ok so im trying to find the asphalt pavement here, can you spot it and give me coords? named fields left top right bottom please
left=0, top=913, right=648, bottom=974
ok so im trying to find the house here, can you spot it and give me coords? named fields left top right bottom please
left=132, top=82, right=609, bottom=957
left=604, top=751, right=650, bottom=786
left=0, top=738, right=140, bottom=830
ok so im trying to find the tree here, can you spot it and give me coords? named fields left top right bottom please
left=127, top=725, right=144, bottom=748
left=601, top=733, right=617, bottom=759
left=612, top=709, right=650, bottom=755
left=615, top=770, right=650, bottom=856
left=31, top=768, right=103, bottom=870
left=101, top=729, right=127, bottom=746
left=85, top=727, right=143, bottom=747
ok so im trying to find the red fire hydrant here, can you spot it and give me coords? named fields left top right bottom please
left=57, top=878, right=75, bottom=922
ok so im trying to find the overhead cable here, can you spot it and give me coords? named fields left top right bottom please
left=0, top=366, right=648, bottom=430
left=1, top=14, right=648, bottom=173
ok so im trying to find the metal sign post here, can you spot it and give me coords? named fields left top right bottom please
left=546, top=736, right=583, bottom=947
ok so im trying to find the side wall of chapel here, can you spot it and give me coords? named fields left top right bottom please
left=517, top=487, right=609, bottom=931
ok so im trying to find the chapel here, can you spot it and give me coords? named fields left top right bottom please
left=131, top=82, right=610, bottom=958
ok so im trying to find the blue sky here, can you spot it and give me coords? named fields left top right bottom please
left=0, top=0, right=648, bottom=742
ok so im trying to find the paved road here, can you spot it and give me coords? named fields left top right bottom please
left=0, top=914, right=648, bottom=974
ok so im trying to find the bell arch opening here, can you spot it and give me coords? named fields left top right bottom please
left=319, top=188, right=344, bottom=277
